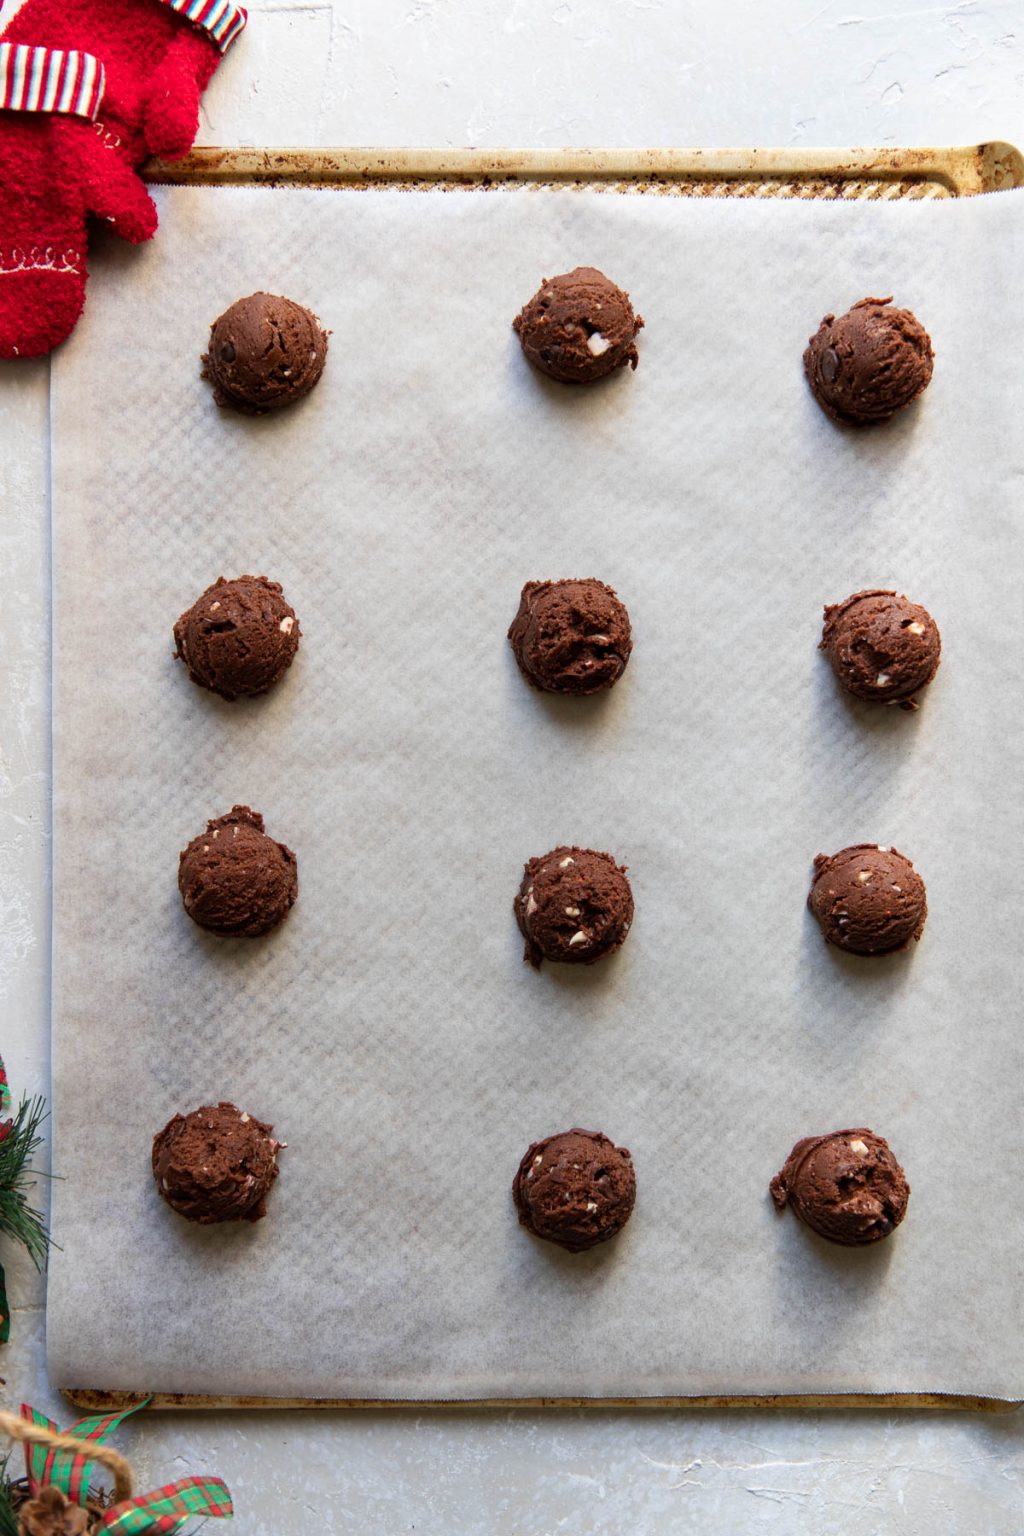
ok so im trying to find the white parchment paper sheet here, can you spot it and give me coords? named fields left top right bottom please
left=48, top=186, right=1024, bottom=1400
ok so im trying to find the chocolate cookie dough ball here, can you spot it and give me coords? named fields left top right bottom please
left=179, top=805, right=297, bottom=938
left=770, top=1128, right=909, bottom=1246
left=152, top=1102, right=283, bottom=1224
left=804, top=297, right=933, bottom=426
left=508, top=579, right=632, bottom=695
left=513, top=1128, right=636, bottom=1252
left=513, top=266, right=643, bottom=383
left=808, top=844, right=926, bottom=956
left=515, top=846, right=633, bottom=969
left=201, top=292, right=328, bottom=414
left=821, top=589, right=940, bottom=711
left=174, top=575, right=300, bottom=701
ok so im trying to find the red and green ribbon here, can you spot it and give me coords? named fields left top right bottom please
left=97, top=1476, right=234, bottom=1534
left=0, top=1054, right=9, bottom=1114
left=19, top=1400, right=232, bottom=1533
left=20, top=1402, right=145, bottom=1499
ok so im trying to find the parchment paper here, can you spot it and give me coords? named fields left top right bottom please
left=48, top=185, right=1024, bottom=1400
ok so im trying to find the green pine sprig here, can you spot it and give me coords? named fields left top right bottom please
left=0, top=1453, right=20, bottom=1536
left=0, top=1097, right=50, bottom=1272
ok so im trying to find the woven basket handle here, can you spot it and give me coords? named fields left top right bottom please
left=0, top=1409, right=133, bottom=1503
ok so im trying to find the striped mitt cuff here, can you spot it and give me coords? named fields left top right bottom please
left=155, top=0, right=248, bottom=52
left=0, top=44, right=105, bottom=120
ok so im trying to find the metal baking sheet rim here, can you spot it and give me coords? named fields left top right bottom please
left=65, top=142, right=1024, bottom=1414
left=143, top=141, right=1024, bottom=196
left=62, top=1390, right=1022, bottom=1413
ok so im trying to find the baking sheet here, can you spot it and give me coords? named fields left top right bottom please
left=48, top=184, right=1024, bottom=1400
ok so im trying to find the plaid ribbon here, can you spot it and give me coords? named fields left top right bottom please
left=97, top=1476, right=234, bottom=1534
left=0, top=1054, right=8, bottom=1114
left=20, top=1402, right=149, bottom=1499
left=155, top=0, right=248, bottom=52
left=19, top=1402, right=232, bottom=1534
left=0, top=44, right=105, bottom=119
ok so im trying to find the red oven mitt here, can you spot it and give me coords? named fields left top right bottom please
left=0, top=43, right=157, bottom=357
left=0, top=0, right=247, bottom=162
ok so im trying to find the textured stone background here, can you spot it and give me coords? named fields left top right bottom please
left=1, top=1, right=1022, bottom=1530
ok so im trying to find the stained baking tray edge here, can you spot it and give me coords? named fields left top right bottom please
left=142, top=142, right=1024, bottom=196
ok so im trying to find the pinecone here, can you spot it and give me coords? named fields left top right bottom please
left=17, top=1486, right=98, bottom=1536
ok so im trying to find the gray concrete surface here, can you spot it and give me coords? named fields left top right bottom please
left=1, top=1, right=1023, bottom=1530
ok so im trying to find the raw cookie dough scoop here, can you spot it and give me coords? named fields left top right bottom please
left=513, top=1128, right=636, bottom=1252
left=514, top=846, right=633, bottom=968
left=771, top=1128, right=909, bottom=1246
left=513, top=266, right=642, bottom=383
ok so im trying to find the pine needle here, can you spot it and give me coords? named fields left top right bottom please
left=0, top=1454, right=20, bottom=1536
left=0, top=1097, right=50, bottom=1271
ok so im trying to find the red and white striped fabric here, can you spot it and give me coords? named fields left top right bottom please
left=156, top=0, right=248, bottom=52
left=0, top=43, right=105, bottom=120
